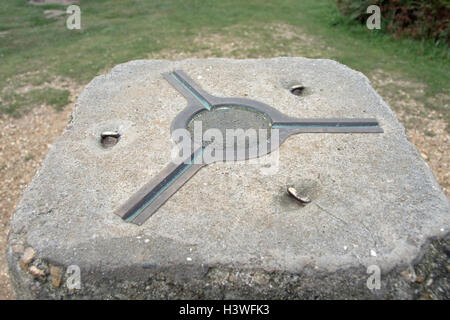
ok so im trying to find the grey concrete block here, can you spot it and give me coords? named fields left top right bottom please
left=7, top=58, right=449, bottom=299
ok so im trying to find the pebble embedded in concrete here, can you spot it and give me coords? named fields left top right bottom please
left=20, top=247, right=35, bottom=270
left=50, top=266, right=63, bottom=287
left=29, top=266, right=45, bottom=279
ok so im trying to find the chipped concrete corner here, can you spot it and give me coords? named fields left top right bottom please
left=6, top=58, right=450, bottom=299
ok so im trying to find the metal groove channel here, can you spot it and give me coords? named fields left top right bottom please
left=171, top=72, right=212, bottom=110
left=272, top=119, right=383, bottom=132
left=123, top=148, right=204, bottom=222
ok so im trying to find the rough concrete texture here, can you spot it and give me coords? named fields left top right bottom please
left=6, top=58, right=450, bottom=299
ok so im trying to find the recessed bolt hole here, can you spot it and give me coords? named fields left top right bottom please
left=287, top=186, right=311, bottom=204
left=101, top=131, right=120, bottom=148
left=290, top=85, right=305, bottom=96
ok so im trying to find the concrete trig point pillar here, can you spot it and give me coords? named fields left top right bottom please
left=7, top=58, right=449, bottom=299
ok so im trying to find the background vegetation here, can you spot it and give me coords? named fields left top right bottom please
left=0, top=0, right=448, bottom=123
left=336, top=0, right=450, bottom=44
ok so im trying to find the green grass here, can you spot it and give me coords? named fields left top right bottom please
left=0, top=87, right=70, bottom=116
left=0, top=0, right=448, bottom=122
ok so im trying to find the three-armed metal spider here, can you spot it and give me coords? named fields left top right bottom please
left=115, top=70, right=383, bottom=225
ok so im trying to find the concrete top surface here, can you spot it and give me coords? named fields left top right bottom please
left=8, top=58, right=449, bottom=280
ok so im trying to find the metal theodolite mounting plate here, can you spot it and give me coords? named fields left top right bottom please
left=114, top=70, right=383, bottom=225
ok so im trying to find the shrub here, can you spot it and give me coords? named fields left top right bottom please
left=336, top=0, right=450, bottom=44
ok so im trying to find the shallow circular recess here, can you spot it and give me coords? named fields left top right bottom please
left=186, top=105, right=272, bottom=151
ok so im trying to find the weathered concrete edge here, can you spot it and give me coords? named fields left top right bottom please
left=6, top=233, right=450, bottom=299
